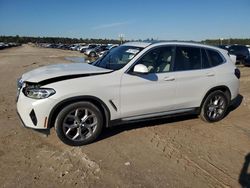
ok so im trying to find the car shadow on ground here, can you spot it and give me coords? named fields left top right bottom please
left=97, top=114, right=198, bottom=143
left=225, top=94, right=243, bottom=117
left=239, top=153, right=250, bottom=188
left=96, top=94, right=243, bottom=143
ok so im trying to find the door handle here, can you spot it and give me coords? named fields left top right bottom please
left=164, top=76, right=175, bottom=81
left=206, top=72, right=215, bottom=77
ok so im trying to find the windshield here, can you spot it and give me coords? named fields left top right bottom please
left=94, top=45, right=143, bottom=70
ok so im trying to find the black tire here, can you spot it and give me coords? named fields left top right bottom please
left=55, top=102, right=103, bottom=146
left=200, top=91, right=229, bottom=123
left=89, top=52, right=96, bottom=57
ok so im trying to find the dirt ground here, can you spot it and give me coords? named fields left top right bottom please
left=0, top=44, right=250, bottom=188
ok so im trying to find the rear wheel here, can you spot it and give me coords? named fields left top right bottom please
left=55, top=102, right=103, bottom=146
left=200, top=91, right=229, bottom=122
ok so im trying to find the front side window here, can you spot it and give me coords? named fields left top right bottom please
left=94, top=46, right=143, bottom=70
left=135, top=46, right=174, bottom=73
left=206, top=49, right=224, bottom=67
left=173, top=46, right=201, bottom=71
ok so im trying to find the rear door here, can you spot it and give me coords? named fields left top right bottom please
left=172, top=46, right=217, bottom=109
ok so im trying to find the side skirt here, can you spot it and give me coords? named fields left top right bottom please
left=108, top=107, right=199, bottom=127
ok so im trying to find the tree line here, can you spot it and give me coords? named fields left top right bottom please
left=0, top=35, right=124, bottom=44
left=202, top=38, right=250, bottom=45
left=1, top=35, right=250, bottom=45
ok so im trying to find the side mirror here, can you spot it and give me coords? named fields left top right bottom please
left=133, top=64, right=149, bottom=74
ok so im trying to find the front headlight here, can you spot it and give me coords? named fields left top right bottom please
left=24, top=88, right=56, bottom=99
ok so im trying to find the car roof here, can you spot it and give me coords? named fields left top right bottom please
left=122, top=42, right=151, bottom=48
left=122, top=41, right=223, bottom=51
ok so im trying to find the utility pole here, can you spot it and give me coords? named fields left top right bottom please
left=220, top=38, right=224, bottom=45
left=119, top=34, right=124, bottom=45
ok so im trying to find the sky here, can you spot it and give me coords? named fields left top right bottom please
left=0, top=0, right=250, bottom=41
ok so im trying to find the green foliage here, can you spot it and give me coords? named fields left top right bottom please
left=202, top=38, right=250, bottom=45
left=0, top=35, right=123, bottom=44
left=1, top=35, right=249, bottom=46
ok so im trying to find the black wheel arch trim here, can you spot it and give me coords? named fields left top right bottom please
left=47, top=95, right=111, bottom=129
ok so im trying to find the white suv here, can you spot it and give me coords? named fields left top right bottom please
left=17, top=42, right=240, bottom=146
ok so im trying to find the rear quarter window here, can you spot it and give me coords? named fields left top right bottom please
left=206, top=49, right=224, bottom=67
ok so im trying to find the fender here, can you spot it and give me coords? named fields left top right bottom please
left=47, top=95, right=111, bottom=129
left=199, top=85, right=231, bottom=111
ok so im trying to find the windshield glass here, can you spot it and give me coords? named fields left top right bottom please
left=94, top=46, right=143, bottom=70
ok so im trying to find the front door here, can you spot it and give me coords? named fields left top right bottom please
left=120, top=46, right=178, bottom=118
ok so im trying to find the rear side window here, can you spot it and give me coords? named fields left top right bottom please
left=173, top=46, right=201, bottom=71
left=206, top=49, right=224, bottom=67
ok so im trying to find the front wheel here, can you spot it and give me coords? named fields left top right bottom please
left=200, top=91, right=229, bottom=123
left=55, top=102, right=103, bottom=146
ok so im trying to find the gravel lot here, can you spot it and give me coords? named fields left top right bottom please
left=0, top=44, right=250, bottom=188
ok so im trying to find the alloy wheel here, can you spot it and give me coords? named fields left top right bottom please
left=62, top=108, right=98, bottom=141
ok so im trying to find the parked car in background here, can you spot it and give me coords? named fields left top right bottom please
left=0, top=42, right=6, bottom=49
left=84, top=45, right=109, bottom=57
left=246, top=45, right=250, bottom=53
left=98, top=44, right=119, bottom=57
left=228, top=45, right=250, bottom=65
left=0, top=42, right=21, bottom=49
left=76, top=44, right=86, bottom=51
left=69, top=44, right=81, bottom=51
left=17, top=41, right=240, bottom=146
left=80, top=44, right=98, bottom=53
left=59, top=44, right=70, bottom=50
left=217, top=45, right=229, bottom=50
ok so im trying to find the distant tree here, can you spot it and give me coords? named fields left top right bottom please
left=202, top=38, right=250, bottom=45
left=1, top=35, right=249, bottom=46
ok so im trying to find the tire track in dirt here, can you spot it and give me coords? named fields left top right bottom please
left=145, top=129, right=235, bottom=188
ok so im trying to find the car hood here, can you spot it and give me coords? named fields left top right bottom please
left=21, top=63, right=111, bottom=83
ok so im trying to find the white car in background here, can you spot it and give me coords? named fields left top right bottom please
left=17, top=42, right=240, bottom=146
left=79, top=44, right=98, bottom=53
left=98, top=44, right=119, bottom=57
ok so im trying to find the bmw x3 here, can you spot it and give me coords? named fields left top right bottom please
left=17, top=42, right=240, bottom=146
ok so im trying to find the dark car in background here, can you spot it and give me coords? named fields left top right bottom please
left=228, top=45, right=250, bottom=66
left=217, top=45, right=229, bottom=50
